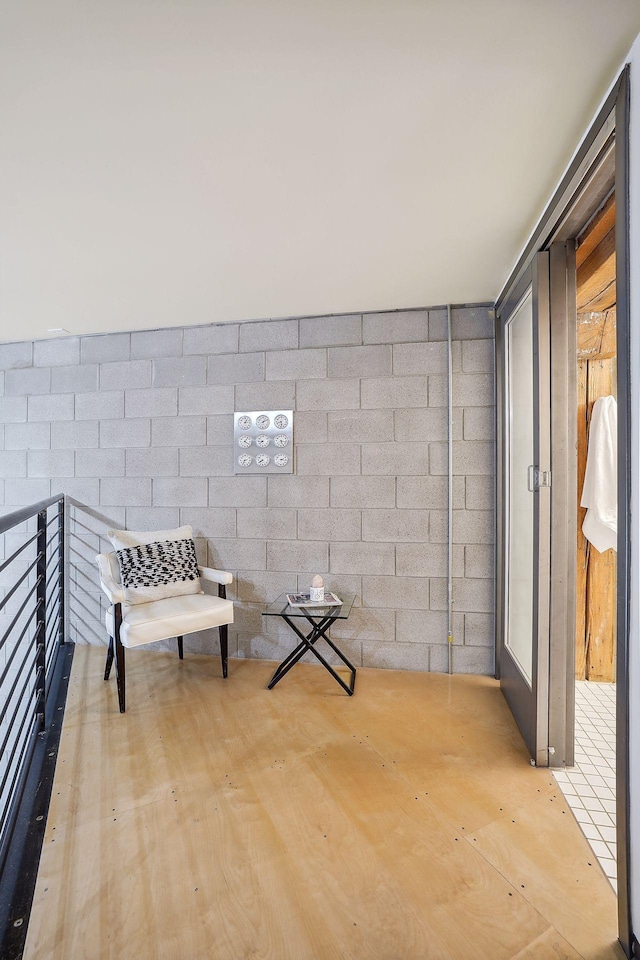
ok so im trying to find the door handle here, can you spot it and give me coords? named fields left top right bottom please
left=527, top=465, right=551, bottom=491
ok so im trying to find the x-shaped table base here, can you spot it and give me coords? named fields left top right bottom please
left=267, top=611, right=356, bottom=695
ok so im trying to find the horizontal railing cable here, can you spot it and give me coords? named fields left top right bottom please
left=0, top=533, right=39, bottom=577
left=0, top=580, right=39, bottom=655
left=0, top=560, right=40, bottom=617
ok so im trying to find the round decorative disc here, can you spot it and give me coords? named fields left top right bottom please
left=238, top=454, right=253, bottom=467
left=274, top=454, right=289, bottom=467
left=274, top=434, right=288, bottom=447
left=274, top=414, right=289, bottom=429
left=256, top=415, right=270, bottom=429
left=237, top=415, right=252, bottom=430
left=238, top=435, right=252, bottom=448
left=256, top=435, right=270, bottom=447
left=256, top=454, right=270, bottom=467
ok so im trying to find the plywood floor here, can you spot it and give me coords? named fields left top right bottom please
left=24, top=646, right=621, bottom=960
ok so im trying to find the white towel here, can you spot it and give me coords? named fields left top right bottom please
left=581, top=395, right=617, bottom=553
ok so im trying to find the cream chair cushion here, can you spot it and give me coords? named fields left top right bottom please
left=106, top=592, right=234, bottom=649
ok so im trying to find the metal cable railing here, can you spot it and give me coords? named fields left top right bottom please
left=0, top=494, right=65, bottom=877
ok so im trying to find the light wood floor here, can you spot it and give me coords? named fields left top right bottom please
left=24, top=645, right=621, bottom=960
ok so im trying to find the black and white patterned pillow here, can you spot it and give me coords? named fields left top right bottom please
left=108, top=526, right=203, bottom=605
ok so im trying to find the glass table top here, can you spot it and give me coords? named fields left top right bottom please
left=262, top=592, right=355, bottom=619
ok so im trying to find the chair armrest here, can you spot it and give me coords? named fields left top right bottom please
left=199, top=565, right=233, bottom=587
left=96, top=554, right=126, bottom=604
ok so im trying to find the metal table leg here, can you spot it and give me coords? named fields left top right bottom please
left=267, top=612, right=357, bottom=695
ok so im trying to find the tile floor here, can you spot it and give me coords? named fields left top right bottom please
left=552, top=680, right=617, bottom=891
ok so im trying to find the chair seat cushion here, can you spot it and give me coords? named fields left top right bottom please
left=106, top=593, right=234, bottom=648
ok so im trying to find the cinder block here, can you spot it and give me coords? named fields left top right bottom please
left=236, top=571, right=294, bottom=604
left=462, top=338, right=494, bottom=373
left=331, top=607, right=394, bottom=643
left=392, top=341, right=448, bottom=376
left=0, top=341, right=32, bottom=369
left=52, top=364, right=98, bottom=393
left=179, top=385, right=235, bottom=415
left=153, top=356, right=207, bottom=387
left=396, top=608, right=461, bottom=644
left=362, top=509, right=429, bottom=543
left=152, top=478, right=207, bottom=507
left=330, top=476, right=395, bottom=509
left=267, top=476, right=329, bottom=508
left=361, top=377, right=428, bottom=409
left=6, top=367, right=50, bottom=396
left=452, top=645, right=494, bottom=675
left=28, top=394, right=74, bottom=421
left=397, top=476, right=444, bottom=510
left=427, top=309, right=447, bottom=342
left=289, top=411, right=327, bottom=444
left=295, top=444, right=360, bottom=476
left=327, top=345, right=391, bottom=379
left=4, top=479, right=50, bottom=505
left=296, top=379, right=360, bottom=411
left=329, top=541, right=394, bottom=575
left=27, top=450, right=74, bottom=478
left=100, top=478, right=151, bottom=506
left=234, top=381, right=295, bottom=411
left=181, top=446, right=233, bottom=477
left=427, top=510, right=447, bottom=543
left=328, top=410, right=393, bottom=443
left=126, top=448, right=179, bottom=477
left=453, top=374, right=494, bottom=407
left=427, top=375, right=448, bottom=407
left=454, top=511, right=494, bottom=545
left=451, top=306, right=495, bottom=340
left=208, top=352, right=264, bottom=385
left=236, top=508, right=297, bottom=540
left=34, top=337, right=80, bottom=367
left=100, top=360, right=152, bottom=391
left=429, top=441, right=494, bottom=477
left=430, top=577, right=494, bottom=613
left=81, top=333, right=130, bottom=364
left=0, top=398, right=28, bottom=424
left=463, top=407, right=495, bottom=441
left=183, top=324, right=239, bottom=355
left=76, top=448, right=126, bottom=478
left=363, top=310, right=428, bottom=344
left=61, top=478, right=101, bottom=506
left=206, top=415, right=233, bottom=445
left=361, top=442, right=429, bottom=476
left=209, top=476, right=267, bottom=507
left=362, top=640, right=430, bottom=672
left=0, top=372, right=4, bottom=397
left=125, top=387, right=177, bottom=418
left=266, top=348, right=326, bottom=381
left=131, top=328, right=183, bottom=359
left=76, top=390, right=124, bottom=421
left=0, top=451, right=26, bottom=478
left=298, top=508, right=361, bottom=542
left=464, top=544, right=495, bottom=578
left=179, top=507, right=237, bottom=538
left=464, top=612, right=495, bottom=647
left=4, top=422, right=49, bottom=450
left=209, top=539, right=266, bottom=571
left=266, top=540, right=328, bottom=572
left=362, top=576, right=429, bottom=609
left=465, top=477, right=495, bottom=511
left=100, top=418, right=150, bottom=448
left=396, top=542, right=449, bottom=578
left=299, top=314, right=361, bottom=348
left=124, top=507, right=180, bottom=531
left=239, top=319, right=298, bottom=352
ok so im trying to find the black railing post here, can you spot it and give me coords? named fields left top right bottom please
left=35, top=509, right=47, bottom=731
left=57, top=498, right=65, bottom=647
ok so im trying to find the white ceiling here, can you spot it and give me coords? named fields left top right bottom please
left=1, top=0, right=640, bottom=343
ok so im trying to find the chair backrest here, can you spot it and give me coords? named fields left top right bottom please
left=97, top=551, right=122, bottom=585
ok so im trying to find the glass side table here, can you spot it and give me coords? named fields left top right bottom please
left=262, top=593, right=357, bottom=695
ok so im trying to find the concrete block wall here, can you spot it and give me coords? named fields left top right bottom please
left=0, top=306, right=496, bottom=674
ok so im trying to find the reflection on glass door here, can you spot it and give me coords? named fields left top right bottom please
left=506, top=291, right=534, bottom=684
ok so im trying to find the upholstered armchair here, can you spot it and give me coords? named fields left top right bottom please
left=96, top=526, right=233, bottom=713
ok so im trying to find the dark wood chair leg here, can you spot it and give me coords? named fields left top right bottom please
left=219, top=624, right=228, bottom=679
left=177, top=636, right=184, bottom=659
left=113, top=603, right=126, bottom=713
left=104, top=636, right=114, bottom=681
